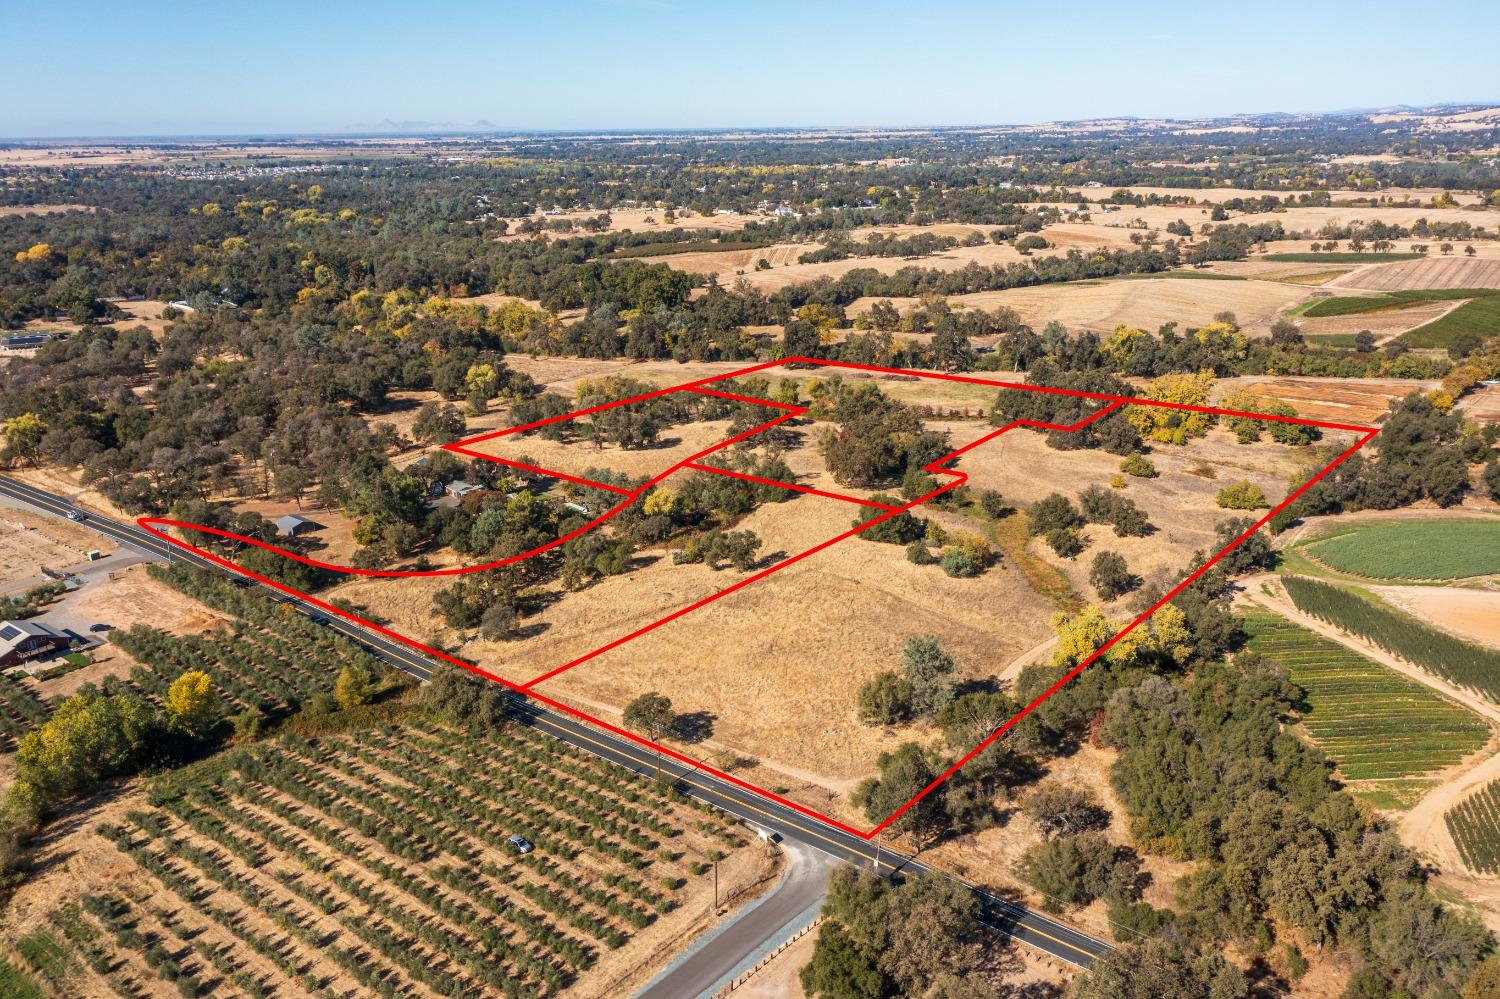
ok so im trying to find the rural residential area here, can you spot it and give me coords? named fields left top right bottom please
left=5, top=2, right=1500, bottom=997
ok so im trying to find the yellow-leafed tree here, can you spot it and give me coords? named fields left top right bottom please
left=166, top=670, right=221, bottom=738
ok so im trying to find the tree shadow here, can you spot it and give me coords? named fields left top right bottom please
left=674, top=711, right=717, bottom=744
left=752, top=549, right=789, bottom=570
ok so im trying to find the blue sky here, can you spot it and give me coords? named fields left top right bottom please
left=6, top=0, right=1499, bottom=137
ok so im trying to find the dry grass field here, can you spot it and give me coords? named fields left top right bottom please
left=919, top=277, right=1310, bottom=335
left=954, top=421, right=1320, bottom=596
left=0, top=204, right=94, bottom=216
left=631, top=241, right=810, bottom=276
left=1331, top=256, right=1500, bottom=291
left=529, top=489, right=1057, bottom=783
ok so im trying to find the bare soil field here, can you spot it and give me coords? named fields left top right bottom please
left=1372, top=586, right=1500, bottom=651
left=1331, top=256, right=1500, bottom=291
left=0, top=504, right=115, bottom=591
left=1460, top=384, right=1500, bottom=422
left=923, top=276, right=1310, bottom=336
left=1224, top=376, right=1433, bottom=424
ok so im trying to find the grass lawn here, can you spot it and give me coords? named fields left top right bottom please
left=1243, top=609, right=1489, bottom=784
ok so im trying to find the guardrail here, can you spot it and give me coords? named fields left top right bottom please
left=711, top=916, right=823, bottom=997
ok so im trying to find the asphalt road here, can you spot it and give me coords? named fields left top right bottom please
left=0, top=473, right=1113, bottom=972
left=637, top=839, right=839, bottom=999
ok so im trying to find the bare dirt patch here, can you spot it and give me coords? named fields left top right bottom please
left=1459, top=383, right=1500, bottom=422
left=1224, top=376, right=1432, bottom=424
left=0, top=504, right=114, bottom=591
left=35, top=564, right=232, bottom=698
left=1372, top=586, right=1500, bottom=650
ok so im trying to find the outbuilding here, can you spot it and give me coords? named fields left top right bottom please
left=274, top=514, right=319, bottom=537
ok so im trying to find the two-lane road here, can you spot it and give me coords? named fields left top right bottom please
left=0, top=473, right=1113, bottom=974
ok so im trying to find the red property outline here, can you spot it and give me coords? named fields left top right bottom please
left=138, top=358, right=1379, bottom=840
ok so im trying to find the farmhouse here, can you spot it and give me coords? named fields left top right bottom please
left=274, top=514, right=318, bottom=536
left=444, top=480, right=484, bottom=499
left=0, top=619, right=73, bottom=668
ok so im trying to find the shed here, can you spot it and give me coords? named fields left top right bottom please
left=275, top=514, right=319, bottom=537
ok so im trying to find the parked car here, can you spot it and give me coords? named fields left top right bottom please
left=88, top=623, right=113, bottom=633
left=507, top=834, right=533, bottom=854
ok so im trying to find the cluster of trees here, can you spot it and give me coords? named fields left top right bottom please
left=801, top=869, right=994, bottom=998
left=0, top=670, right=225, bottom=889
left=818, top=381, right=948, bottom=487
left=1276, top=392, right=1494, bottom=523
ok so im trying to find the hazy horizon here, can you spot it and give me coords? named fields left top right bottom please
left=9, top=0, right=1500, bottom=139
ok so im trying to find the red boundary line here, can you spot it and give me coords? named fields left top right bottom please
left=138, top=358, right=1379, bottom=840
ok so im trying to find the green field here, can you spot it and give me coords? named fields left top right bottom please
left=1296, top=287, right=1500, bottom=351
left=1300, top=287, right=1486, bottom=318
left=1243, top=610, right=1489, bottom=783
left=1282, top=576, right=1500, bottom=703
left=1263, top=252, right=1423, bottom=264
left=1303, top=332, right=1363, bottom=349
left=1446, top=779, right=1500, bottom=874
left=1402, top=293, right=1500, bottom=349
left=1304, top=520, right=1500, bottom=580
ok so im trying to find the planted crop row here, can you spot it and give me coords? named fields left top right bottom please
left=1282, top=576, right=1500, bottom=704
left=1446, top=779, right=1500, bottom=875
left=1243, top=610, right=1489, bottom=780
left=0, top=672, right=50, bottom=747
left=1304, top=521, right=1500, bottom=581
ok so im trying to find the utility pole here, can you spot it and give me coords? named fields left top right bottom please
left=872, top=837, right=882, bottom=874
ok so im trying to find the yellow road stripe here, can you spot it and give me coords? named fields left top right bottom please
left=2, top=478, right=1099, bottom=963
